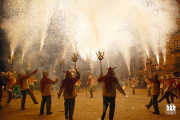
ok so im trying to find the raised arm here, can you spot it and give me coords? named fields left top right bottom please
left=74, top=71, right=80, bottom=82
left=48, top=77, right=59, bottom=85
left=27, top=69, right=38, bottom=79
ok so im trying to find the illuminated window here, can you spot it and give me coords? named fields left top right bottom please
left=174, top=40, right=180, bottom=52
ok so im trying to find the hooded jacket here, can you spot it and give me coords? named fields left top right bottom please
left=13, top=69, right=38, bottom=91
left=98, top=67, right=125, bottom=97
left=40, top=71, right=58, bottom=96
left=58, top=71, right=80, bottom=99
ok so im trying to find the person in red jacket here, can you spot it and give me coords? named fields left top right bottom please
left=58, top=70, right=80, bottom=120
left=13, top=69, right=38, bottom=110
left=158, top=75, right=177, bottom=104
left=98, top=67, right=125, bottom=120
left=39, top=71, right=59, bottom=115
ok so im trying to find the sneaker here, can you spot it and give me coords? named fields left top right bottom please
left=146, top=105, right=149, bottom=110
left=47, top=112, right=53, bottom=115
left=152, top=112, right=159, bottom=114
left=21, top=108, right=26, bottom=110
left=65, top=115, right=68, bottom=119
left=34, top=102, right=38, bottom=104
left=39, top=112, right=44, bottom=115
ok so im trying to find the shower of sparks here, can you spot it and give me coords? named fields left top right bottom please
left=22, top=50, right=25, bottom=61
left=1, top=0, right=179, bottom=73
left=164, top=56, right=166, bottom=63
left=11, top=50, right=14, bottom=60
left=156, top=54, right=159, bottom=65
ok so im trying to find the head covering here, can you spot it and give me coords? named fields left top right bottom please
left=40, top=71, right=54, bottom=93
left=43, top=71, right=49, bottom=78
left=154, top=73, right=158, bottom=79
left=60, top=71, right=77, bottom=96
left=106, top=67, right=115, bottom=75
left=99, top=67, right=119, bottom=93
left=64, top=71, right=70, bottom=79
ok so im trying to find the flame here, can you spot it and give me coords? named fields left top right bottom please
left=11, top=50, right=14, bottom=60
left=11, top=50, right=14, bottom=56
left=22, top=50, right=25, bottom=61
left=146, top=49, right=149, bottom=58
left=123, top=86, right=126, bottom=90
left=156, top=55, right=159, bottom=65
left=164, top=56, right=166, bottom=62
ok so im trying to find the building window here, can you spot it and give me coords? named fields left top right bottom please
left=175, top=57, right=180, bottom=69
left=174, top=40, right=180, bottom=52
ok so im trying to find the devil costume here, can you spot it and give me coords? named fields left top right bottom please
left=39, top=71, right=58, bottom=115
left=98, top=67, right=125, bottom=120
left=58, top=70, right=80, bottom=120
left=13, top=69, right=38, bottom=110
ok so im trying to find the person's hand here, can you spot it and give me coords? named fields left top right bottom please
left=123, top=93, right=126, bottom=96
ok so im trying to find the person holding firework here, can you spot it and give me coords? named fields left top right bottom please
left=98, top=67, right=126, bottom=120
left=12, top=69, right=38, bottom=110
left=58, top=69, right=80, bottom=120
left=39, top=71, right=59, bottom=115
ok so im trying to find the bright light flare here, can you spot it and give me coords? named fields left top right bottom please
left=10, top=50, right=14, bottom=60
left=145, top=47, right=149, bottom=58
left=156, top=55, right=159, bottom=65
left=164, top=56, right=166, bottom=62
left=22, top=50, right=25, bottom=61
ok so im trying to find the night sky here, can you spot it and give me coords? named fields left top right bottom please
left=0, top=0, right=10, bottom=72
